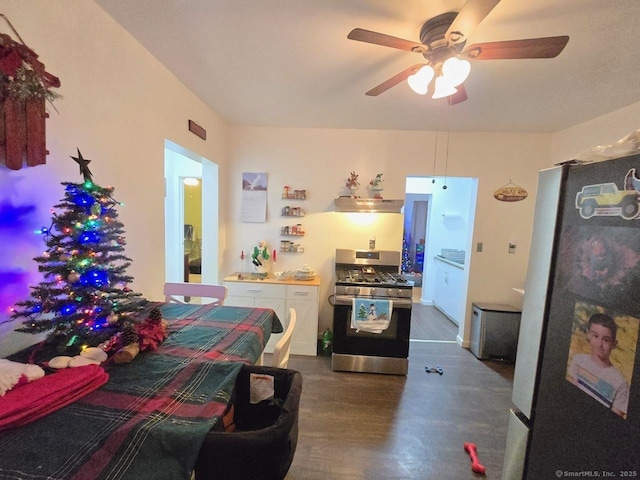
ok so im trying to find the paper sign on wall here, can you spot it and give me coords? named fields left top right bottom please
left=241, top=172, right=268, bottom=222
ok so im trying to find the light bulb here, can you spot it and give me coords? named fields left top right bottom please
left=407, top=65, right=434, bottom=95
left=432, top=76, right=458, bottom=99
left=441, top=57, right=471, bottom=87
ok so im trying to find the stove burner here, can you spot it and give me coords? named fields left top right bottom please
left=336, top=269, right=409, bottom=287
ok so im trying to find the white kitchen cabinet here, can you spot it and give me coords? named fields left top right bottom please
left=432, top=256, right=465, bottom=325
left=284, top=284, right=318, bottom=356
left=223, top=275, right=320, bottom=356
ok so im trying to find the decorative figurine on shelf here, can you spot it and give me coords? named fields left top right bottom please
left=369, top=173, right=384, bottom=199
left=251, top=241, right=270, bottom=276
left=345, top=171, right=360, bottom=196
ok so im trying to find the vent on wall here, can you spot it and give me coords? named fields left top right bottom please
left=334, top=197, right=404, bottom=213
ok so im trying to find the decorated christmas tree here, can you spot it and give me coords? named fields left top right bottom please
left=401, top=236, right=412, bottom=273
left=11, top=150, right=146, bottom=352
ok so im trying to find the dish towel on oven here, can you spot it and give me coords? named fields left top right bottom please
left=351, top=298, right=393, bottom=333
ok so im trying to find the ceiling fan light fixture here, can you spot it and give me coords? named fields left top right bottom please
left=432, top=75, right=457, bottom=99
left=407, top=65, right=434, bottom=95
left=441, top=57, right=471, bottom=87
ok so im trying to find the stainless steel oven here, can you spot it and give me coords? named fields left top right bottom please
left=331, top=249, right=413, bottom=375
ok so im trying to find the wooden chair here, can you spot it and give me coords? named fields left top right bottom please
left=271, top=308, right=297, bottom=369
left=163, top=282, right=227, bottom=306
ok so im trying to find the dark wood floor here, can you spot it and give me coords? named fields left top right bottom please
left=410, top=303, right=458, bottom=342
left=264, top=305, right=515, bottom=480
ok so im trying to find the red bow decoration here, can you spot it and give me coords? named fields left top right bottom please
left=136, top=318, right=168, bottom=352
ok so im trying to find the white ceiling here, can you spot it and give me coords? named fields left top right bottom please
left=95, top=0, right=640, bottom=133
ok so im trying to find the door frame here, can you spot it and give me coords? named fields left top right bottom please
left=164, top=140, right=219, bottom=284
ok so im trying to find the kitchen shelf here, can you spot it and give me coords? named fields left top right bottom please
left=281, top=187, right=307, bottom=200
left=280, top=240, right=304, bottom=253
left=280, top=225, right=305, bottom=236
left=281, top=207, right=305, bottom=217
left=280, top=189, right=308, bottom=249
left=281, top=194, right=306, bottom=200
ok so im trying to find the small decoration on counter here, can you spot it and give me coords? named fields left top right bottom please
left=251, top=241, right=270, bottom=275
left=240, top=250, right=245, bottom=260
left=369, top=173, right=384, bottom=199
left=294, top=264, right=316, bottom=281
left=345, top=171, right=360, bottom=196
left=274, top=271, right=294, bottom=281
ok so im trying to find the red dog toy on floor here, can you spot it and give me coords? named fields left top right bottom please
left=464, top=442, right=486, bottom=475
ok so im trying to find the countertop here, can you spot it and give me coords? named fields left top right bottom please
left=434, top=255, right=465, bottom=269
left=224, top=273, right=321, bottom=286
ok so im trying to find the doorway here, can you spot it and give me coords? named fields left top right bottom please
left=183, top=178, right=202, bottom=283
left=402, top=194, right=430, bottom=300
left=164, top=140, right=219, bottom=285
left=405, top=176, right=478, bottom=343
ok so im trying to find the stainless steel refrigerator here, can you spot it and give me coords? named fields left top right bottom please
left=502, top=156, right=640, bottom=479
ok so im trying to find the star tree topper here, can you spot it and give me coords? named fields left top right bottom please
left=72, top=148, right=93, bottom=182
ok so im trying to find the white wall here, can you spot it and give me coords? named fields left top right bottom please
left=0, top=0, right=229, bottom=356
left=550, top=100, right=640, bottom=163
left=224, top=127, right=553, bottom=339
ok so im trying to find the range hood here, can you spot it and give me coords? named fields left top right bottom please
left=334, top=197, right=404, bottom=213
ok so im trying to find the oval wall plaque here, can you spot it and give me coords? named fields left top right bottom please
left=494, top=186, right=528, bottom=202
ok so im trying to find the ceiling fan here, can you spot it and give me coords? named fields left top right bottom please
left=347, top=0, right=569, bottom=104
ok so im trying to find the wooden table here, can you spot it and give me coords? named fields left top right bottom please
left=0, top=303, right=282, bottom=480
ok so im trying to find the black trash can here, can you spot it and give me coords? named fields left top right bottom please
left=194, top=364, right=303, bottom=480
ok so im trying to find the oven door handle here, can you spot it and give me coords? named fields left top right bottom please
left=333, top=295, right=413, bottom=309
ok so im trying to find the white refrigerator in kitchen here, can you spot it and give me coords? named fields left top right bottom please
left=502, top=155, right=640, bottom=479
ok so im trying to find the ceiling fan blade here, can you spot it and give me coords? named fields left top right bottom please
left=365, top=64, right=426, bottom=96
left=445, top=0, right=501, bottom=44
left=447, top=84, right=468, bottom=105
left=463, top=36, right=569, bottom=60
left=348, top=28, right=426, bottom=53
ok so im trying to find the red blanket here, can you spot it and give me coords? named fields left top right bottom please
left=0, top=364, right=108, bottom=431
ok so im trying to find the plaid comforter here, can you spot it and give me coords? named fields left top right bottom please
left=0, top=304, right=282, bottom=480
